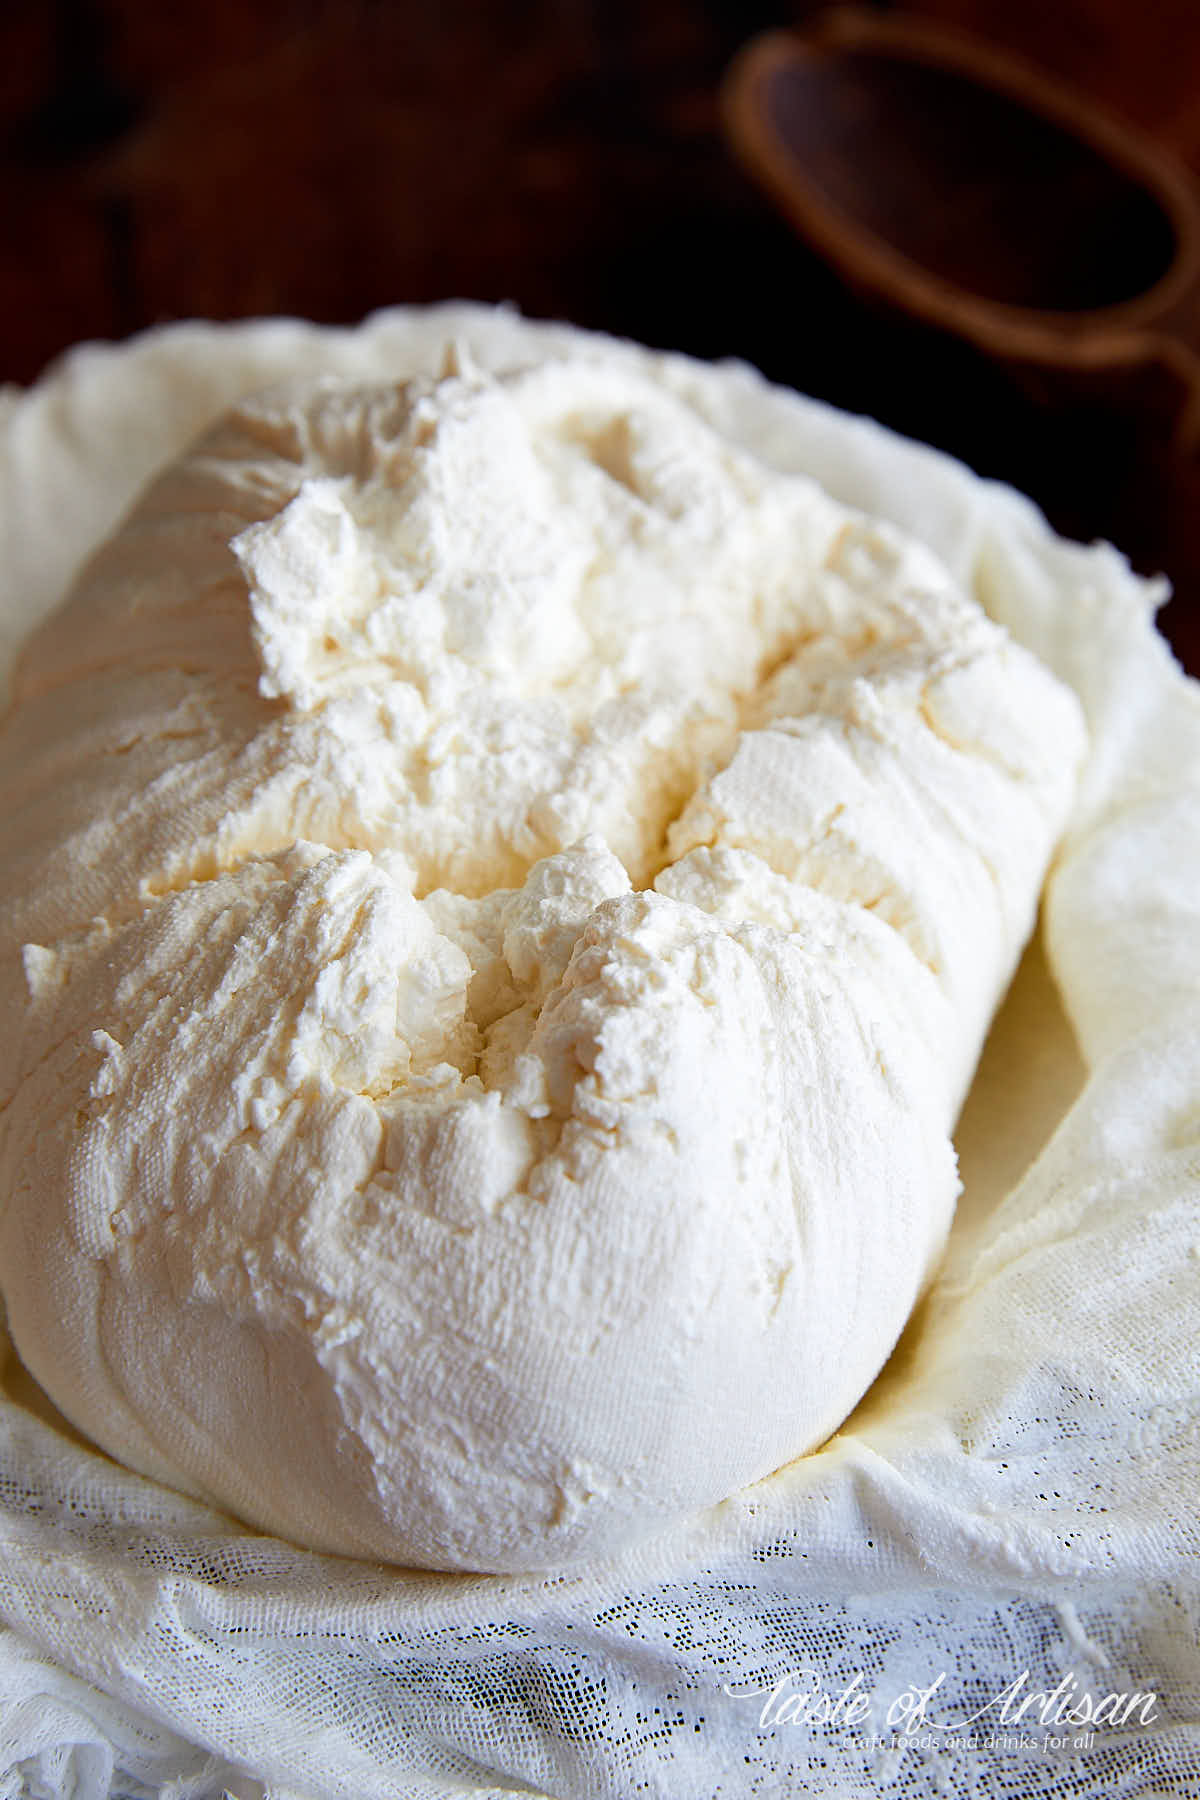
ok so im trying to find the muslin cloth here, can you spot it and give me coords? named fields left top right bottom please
left=0, top=307, right=1196, bottom=1800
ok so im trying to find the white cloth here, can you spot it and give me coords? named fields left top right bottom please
left=0, top=307, right=1196, bottom=1800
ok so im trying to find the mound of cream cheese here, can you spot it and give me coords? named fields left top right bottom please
left=0, top=341, right=1087, bottom=1571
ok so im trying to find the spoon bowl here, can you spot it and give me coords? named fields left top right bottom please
left=723, top=8, right=1200, bottom=447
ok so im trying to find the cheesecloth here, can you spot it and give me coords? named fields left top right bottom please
left=0, top=307, right=1196, bottom=1800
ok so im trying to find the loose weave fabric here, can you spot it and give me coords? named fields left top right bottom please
left=0, top=308, right=1196, bottom=1800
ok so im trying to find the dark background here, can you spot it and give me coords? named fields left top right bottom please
left=4, top=0, right=1199, bottom=669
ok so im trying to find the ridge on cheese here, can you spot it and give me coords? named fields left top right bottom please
left=0, top=344, right=1086, bottom=1572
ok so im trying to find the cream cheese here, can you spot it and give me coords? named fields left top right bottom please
left=0, top=342, right=1087, bottom=1571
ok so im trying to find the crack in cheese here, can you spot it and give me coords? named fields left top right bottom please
left=0, top=343, right=1087, bottom=1571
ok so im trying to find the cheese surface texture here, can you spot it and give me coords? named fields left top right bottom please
left=0, top=344, right=1087, bottom=1571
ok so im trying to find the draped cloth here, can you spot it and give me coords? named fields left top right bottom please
left=0, top=308, right=1196, bottom=1799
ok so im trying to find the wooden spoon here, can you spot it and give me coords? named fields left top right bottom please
left=722, top=8, right=1200, bottom=453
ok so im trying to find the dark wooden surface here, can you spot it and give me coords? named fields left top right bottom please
left=3, top=0, right=1199, bottom=670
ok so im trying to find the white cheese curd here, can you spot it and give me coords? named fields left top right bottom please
left=0, top=341, right=1086, bottom=1571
